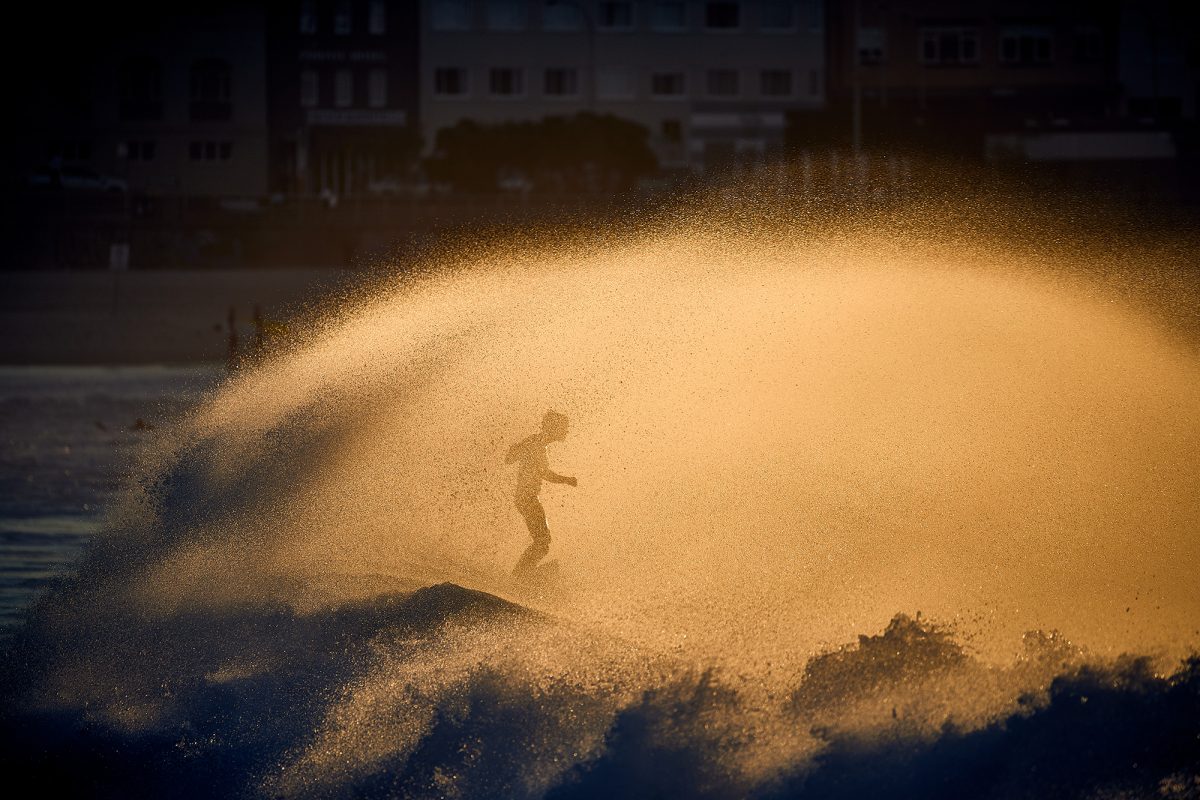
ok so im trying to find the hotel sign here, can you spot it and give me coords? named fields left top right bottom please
left=306, top=109, right=408, bottom=126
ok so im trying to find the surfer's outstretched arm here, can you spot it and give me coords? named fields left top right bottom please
left=545, top=471, right=577, bottom=486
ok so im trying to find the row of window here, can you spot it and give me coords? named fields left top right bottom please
left=300, top=68, right=389, bottom=108
left=189, top=141, right=234, bottom=161
left=297, top=1, right=818, bottom=36
left=107, top=141, right=234, bottom=162
left=861, top=26, right=1103, bottom=67
left=916, top=27, right=1014, bottom=66
left=429, top=1, right=816, bottom=33
left=121, top=59, right=231, bottom=103
left=120, top=58, right=234, bottom=121
left=299, top=0, right=387, bottom=35
left=432, top=66, right=819, bottom=99
left=123, top=141, right=157, bottom=161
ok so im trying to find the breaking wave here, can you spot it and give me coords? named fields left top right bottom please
left=3, top=586, right=1198, bottom=798
left=3, top=184, right=1199, bottom=797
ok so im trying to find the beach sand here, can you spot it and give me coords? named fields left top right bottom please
left=0, top=269, right=354, bottom=364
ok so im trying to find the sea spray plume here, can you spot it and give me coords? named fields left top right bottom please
left=2, top=160, right=1199, bottom=798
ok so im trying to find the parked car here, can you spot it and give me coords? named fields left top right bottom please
left=27, top=166, right=128, bottom=193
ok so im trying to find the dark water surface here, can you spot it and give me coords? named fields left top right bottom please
left=0, top=365, right=220, bottom=631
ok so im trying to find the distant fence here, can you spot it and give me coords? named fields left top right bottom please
left=7, top=149, right=1195, bottom=270
left=8, top=191, right=628, bottom=270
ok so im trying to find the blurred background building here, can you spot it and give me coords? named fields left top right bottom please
left=18, top=4, right=270, bottom=199
left=267, top=0, right=420, bottom=198
left=817, top=0, right=1193, bottom=194
left=823, top=0, right=1120, bottom=152
left=421, top=0, right=825, bottom=170
left=4, top=0, right=1197, bottom=269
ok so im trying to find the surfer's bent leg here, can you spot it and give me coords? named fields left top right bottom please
left=513, top=497, right=550, bottom=576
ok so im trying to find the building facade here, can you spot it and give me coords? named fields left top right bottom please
left=267, top=0, right=421, bottom=197
left=27, top=4, right=270, bottom=198
left=819, top=0, right=1124, bottom=155
left=420, top=0, right=826, bottom=170
left=1118, top=0, right=1198, bottom=123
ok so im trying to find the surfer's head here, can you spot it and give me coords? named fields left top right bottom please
left=542, top=410, right=569, bottom=441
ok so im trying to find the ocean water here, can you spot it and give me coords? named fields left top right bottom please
left=0, top=366, right=221, bottom=631
left=2, top=195, right=1199, bottom=798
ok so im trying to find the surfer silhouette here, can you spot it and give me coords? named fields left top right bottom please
left=506, top=411, right=576, bottom=580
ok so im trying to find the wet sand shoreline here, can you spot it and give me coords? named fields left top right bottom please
left=0, top=269, right=354, bottom=365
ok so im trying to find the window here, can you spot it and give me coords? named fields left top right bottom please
left=122, top=140, right=156, bottom=161
left=432, top=0, right=471, bottom=30
left=544, top=67, right=579, bottom=96
left=857, top=27, right=886, bottom=65
left=651, top=71, right=686, bottom=97
left=705, top=2, right=740, bottom=29
left=190, top=60, right=230, bottom=103
left=650, top=2, right=686, bottom=30
left=300, top=69, right=319, bottom=107
left=487, top=0, right=526, bottom=30
left=189, top=141, right=231, bottom=161
left=597, top=66, right=635, bottom=98
left=300, top=0, right=317, bottom=34
left=598, top=2, right=633, bottom=30
left=1073, top=25, right=1103, bottom=64
left=434, top=67, right=468, bottom=95
left=335, top=69, right=353, bottom=107
left=803, top=0, right=822, bottom=32
left=368, top=68, right=387, bottom=107
left=190, top=59, right=232, bottom=121
left=760, top=69, right=792, bottom=96
left=369, top=0, right=386, bottom=34
left=919, top=27, right=980, bottom=65
left=662, top=119, right=682, bottom=143
left=543, top=1, right=583, bottom=30
left=1000, top=27, right=1053, bottom=65
left=334, top=0, right=352, bottom=34
left=706, top=69, right=739, bottom=96
left=489, top=67, right=524, bottom=95
left=53, top=140, right=92, bottom=161
left=119, top=58, right=162, bottom=120
left=761, top=1, right=794, bottom=30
